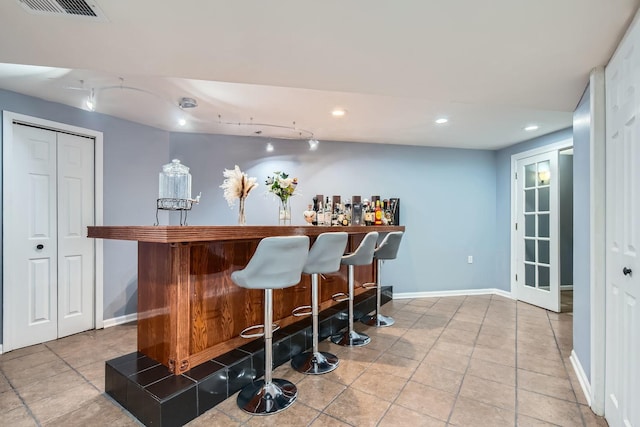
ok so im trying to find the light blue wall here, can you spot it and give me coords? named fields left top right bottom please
left=573, top=85, right=591, bottom=380
left=170, top=133, right=499, bottom=294
left=0, top=89, right=170, bottom=341
left=495, top=128, right=574, bottom=292
left=3, top=89, right=586, bottom=351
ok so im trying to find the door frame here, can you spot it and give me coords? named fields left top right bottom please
left=588, top=67, right=606, bottom=415
left=2, top=111, right=104, bottom=351
left=510, top=138, right=573, bottom=302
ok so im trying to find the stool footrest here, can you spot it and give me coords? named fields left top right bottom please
left=292, top=305, right=312, bottom=317
left=240, top=323, right=280, bottom=339
left=362, top=282, right=377, bottom=289
left=331, top=292, right=349, bottom=302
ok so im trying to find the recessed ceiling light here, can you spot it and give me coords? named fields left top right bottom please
left=178, top=118, right=186, bottom=127
left=266, top=143, right=274, bottom=152
left=524, top=125, right=539, bottom=131
left=331, top=108, right=346, bottom=117
left=435, top=118, right=448, bottom=124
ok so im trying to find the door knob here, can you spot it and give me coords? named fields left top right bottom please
left=36, top=244, right=44, bottom=250
left=623, top=267, right=632, bottom=276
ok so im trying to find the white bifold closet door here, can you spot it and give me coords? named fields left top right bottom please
left=4, top=123, right=95, bottom=351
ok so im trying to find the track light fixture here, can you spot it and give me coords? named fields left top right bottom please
left=216, top=116, right=319, bottom=149
left=178, top=97, right=198, bottom=109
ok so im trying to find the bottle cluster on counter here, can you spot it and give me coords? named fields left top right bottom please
left=306, top=195, right=400, bottom=226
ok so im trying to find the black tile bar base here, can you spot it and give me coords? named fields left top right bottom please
left=105, top=286, right=392, bottom=427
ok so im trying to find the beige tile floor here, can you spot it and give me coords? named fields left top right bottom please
left=0, top=295, right=607, bottom=426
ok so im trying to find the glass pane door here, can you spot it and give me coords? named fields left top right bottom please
left=524, top=160, right=551, bottom=291
left=516, top=151, right=560, bottom=312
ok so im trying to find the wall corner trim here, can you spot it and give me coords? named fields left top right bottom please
left=570, top=349, right=592, bottom=408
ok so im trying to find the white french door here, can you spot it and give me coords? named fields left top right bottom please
left=604, top=19, right=640, bottom=426
left=3, top=122, right=95, bottom=351
left=515, top=151, right=560, bottom=312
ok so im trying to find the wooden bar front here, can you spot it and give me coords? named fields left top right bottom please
left=88, top=225, right=405, bottom=374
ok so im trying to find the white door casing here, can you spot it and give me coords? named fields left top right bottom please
left=604, top=19, right=640, bottom=427
left=3, top=111, right=104, bottom=352
left=515, top=151, right=560, bottom=312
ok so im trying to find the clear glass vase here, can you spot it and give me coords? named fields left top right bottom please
left=238, top=197, right=246, bottom=226
left=278, top=198, right=291, bottom=225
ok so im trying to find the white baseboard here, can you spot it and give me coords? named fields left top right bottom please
left=103, top=312, right=138, bottom=328
left=570, top=350, right=592, bottom=407
left=394, top=288, right=514, bottom=300
left=98, top=290, right=512, bottom=327
left=0, top=344, right=3, bottom=354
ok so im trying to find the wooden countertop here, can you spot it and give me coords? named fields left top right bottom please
left=87, top=225, right=405, bottom=243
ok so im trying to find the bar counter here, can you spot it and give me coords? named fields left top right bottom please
left=88, top=225, right=405, bottom=375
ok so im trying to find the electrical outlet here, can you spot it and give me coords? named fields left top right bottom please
left=467, top=255, right=473, bottom=264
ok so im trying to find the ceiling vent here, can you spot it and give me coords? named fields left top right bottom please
left=16, top=0, right=107, bottom=21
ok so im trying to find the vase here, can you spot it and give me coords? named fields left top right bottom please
left=238, top=197, right=246, bottom=226
left=278, top=198, right=291, bottom=225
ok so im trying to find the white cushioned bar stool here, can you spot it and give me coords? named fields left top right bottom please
left=361, top=231, right=404, bottom=327
left=291, top=232, right=348, bottom=374
left=331, top=231, right=379, bottom=347
left=230, top=235, right=310, bottom=415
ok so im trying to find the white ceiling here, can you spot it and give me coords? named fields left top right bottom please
left=0, top=0, right=637, bottom=149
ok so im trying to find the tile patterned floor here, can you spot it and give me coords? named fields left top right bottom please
left=0, top=295, right=608, bottom=426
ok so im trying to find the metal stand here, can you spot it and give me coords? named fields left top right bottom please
left=237, top=289, right=298, bottom=415
left=331, top=265, right=371, bottom=347
left=154, top=198, right=198, bottom=226
left=291, top=274, right=339, bottom=374
left=361, top=259, right=395, bottom=327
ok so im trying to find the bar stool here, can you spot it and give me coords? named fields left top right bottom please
left=230, top=235, right=309, bottom=415
left=331, top=231, right=379, bottom=347
left=361, top=231, right=404, bottom=327
left=291, top=232, right=348, bottom=374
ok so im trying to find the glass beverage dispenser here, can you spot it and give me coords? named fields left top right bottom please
left=156, top=159, right=200, bottom=225
left=159, top=159, right=192, bottom=201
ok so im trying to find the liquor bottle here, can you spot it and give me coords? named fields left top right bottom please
left=325, top=197, right=332, bottom=226
left=344, top=199, right=352, bottom=226
left=374, top=199, right=383, bottom=225
left=332, top=195, right=341, bottom=226
left=352, top=202, right=362, bottom=225
left=317, top=200, right=324, bottom=225
left=312, top=197, right=318, bottom=226
left=383, top=199, right=391, bottom=225
left=304, top=204, right=316, bottom=224
left=363, top=199, right=373, bottom=226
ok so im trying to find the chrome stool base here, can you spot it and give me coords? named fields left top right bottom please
left=237, top=379, right=298, bottom=415
left=291, top=351, right=339, bottom=374
left=331, top=329, right=371, bottom=347
left=361, top=313, right=395, bottom=327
